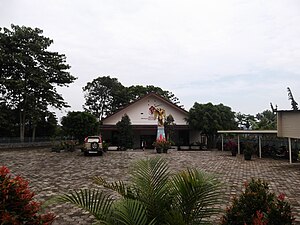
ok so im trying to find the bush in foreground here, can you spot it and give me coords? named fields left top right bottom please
left=53, top=157, right=222, bottom=225
left=220, top=178, right=294, bottom=225
left=0, top=166, right=55, bottom=224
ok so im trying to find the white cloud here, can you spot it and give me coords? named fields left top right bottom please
left=1, top=0, right=300, bottom=118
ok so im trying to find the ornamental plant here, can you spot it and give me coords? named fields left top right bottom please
left=220, top=178, right=294, bottom=225
left=53, top=157, right=223, bottom=225
left=225, top=140, right=237, bottom=154
left=152, top=139, right=172, bottom=150
left=0, top=166, right=55, bottom=224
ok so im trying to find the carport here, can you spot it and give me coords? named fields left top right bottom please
left=217, top=130, right=295, bottom=163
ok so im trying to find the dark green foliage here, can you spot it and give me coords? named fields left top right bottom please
left=235, top=112, right=256, bottom=130
left=287, top=87, right=298, bottom=111
left=221, top=178, right=294, bottom=225
left=0, top=24, right=76, bottom=141
left=164, top=114, right=176, bottom=142
left=83, top=76, right=127, bottom=120
left=61, top=111, right=99, bottom=143
left=187, top=102, right=237, bottom=147
left=83, top=76, right=182, bottom=121
left=0, top=103, right=19, bottom=136
left=255, top=110, right=277, bottom=130
left=116, top=114, right=134, bottom=150
left=53, top=157, right=222, bottom=225
left=127, top=85, right=181, bottom=105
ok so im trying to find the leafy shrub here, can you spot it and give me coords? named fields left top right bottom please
left=0, top=166, right=55, bottom=224
left=152, top=139, right=172, bottom=150
left=220, top=178, right=294, bottom=225
left=51, top=140, right=77, bottom=152
left=53, top=157, right=222, bottom=225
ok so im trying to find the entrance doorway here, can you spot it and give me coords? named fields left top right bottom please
left=140, top=135, right=156, bottom=149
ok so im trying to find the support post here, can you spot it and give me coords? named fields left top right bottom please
left=237, top=135, right=240, bottom=154
left=259, top=135, right=262, bottom=158
left=221, top=134, right=224, bottom=151
left=288, top=137, right=292, bottom=164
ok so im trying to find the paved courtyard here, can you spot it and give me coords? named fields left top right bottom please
left=0, top=148, right=300, bottom=224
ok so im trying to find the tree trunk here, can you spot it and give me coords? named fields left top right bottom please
left=19, top=110, right=25, bottom=142
left=32, top=125, right=36, bottom=142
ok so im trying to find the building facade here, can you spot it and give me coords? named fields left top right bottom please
left=100, top=93, right=203, bottom=149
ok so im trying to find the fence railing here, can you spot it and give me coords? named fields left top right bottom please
left=0, top=137, right=63, bottom=144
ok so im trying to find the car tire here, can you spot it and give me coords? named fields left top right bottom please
left=91, top=142, right=99, bottom=150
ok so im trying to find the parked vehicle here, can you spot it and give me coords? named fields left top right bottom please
left=82, top=136, right=103, bottom=156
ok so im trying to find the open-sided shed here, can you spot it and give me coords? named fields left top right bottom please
left=277, top=110, right=300, bottom=163
left=217, top=130, right=277, bottom=158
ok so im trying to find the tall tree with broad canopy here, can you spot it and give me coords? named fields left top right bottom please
left=83, top=76, right=128, bottom=121
left=83, top=76, right=182, bottom=121
left=61, top=111, right=99, bottom=143
left=0, top=24, right=76, bottom=141
left=187, top=102, right=237, bottom=148
left=127, top=85, right=181, bottom=105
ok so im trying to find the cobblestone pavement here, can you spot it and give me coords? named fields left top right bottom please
left=1, top=148, right=300, bottom=224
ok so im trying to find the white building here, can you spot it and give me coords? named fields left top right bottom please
left=100, top=93, right=203, bottom=149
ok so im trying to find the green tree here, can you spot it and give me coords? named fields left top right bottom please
left=53, top=157, right=222, bottom=225
left=235, top=113, right=257, bottom=130
left=83, top=76, right=127, bottom=120
left=116, top=114, right=134, bottom=150
left=0, top=103, right=19, bottom=137
left=61, top=111, right=99, bottom=143
left=83, top=77, right=183, bottom=121
left=255, top=110, right=277, bottom=130
left=187, top=103, right=237, bottom=148
left=127, top=85, right=181, bottom=105
left=164, top=114, right=176, bottom=142
left=32, top=112, right=58, bottom=137
left=0, top=24, right=76, bottom=142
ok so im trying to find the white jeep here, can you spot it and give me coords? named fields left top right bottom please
left=82, top=136, right=103, bottom=156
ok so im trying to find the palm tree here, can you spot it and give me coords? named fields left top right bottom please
left=53, top=157, right=222, bottom=225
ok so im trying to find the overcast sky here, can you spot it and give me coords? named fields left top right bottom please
left=1, top=0, right=300, bottom=118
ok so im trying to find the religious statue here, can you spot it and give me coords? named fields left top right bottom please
left=149, top=106, right=166, bottom=127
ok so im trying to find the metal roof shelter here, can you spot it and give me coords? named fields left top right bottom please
left=216, top=130, right=294, bottom=162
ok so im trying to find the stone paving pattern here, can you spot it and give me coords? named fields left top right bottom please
left=0, top=148, right=300, bottom=224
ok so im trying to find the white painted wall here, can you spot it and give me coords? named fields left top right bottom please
left=103, top=95, right=188, bottom=125
left=277, top=111, right=300, bottom=139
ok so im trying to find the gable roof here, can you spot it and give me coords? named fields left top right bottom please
left=102, top=92, right=188, bottom=122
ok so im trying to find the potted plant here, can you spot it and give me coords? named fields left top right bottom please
left=243, top=142, right=254, bottom=160
left=153, top=139, right=172, bottom=153
left=102, top=141, right=109, bottom=152
left=225, top=140, right=237, bottom=156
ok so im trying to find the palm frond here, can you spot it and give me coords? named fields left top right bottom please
left=112, top=199, right=156, bottom=225
left=94, top=176, right=136, bottom=199
left=130, top=157, right=171, bottom=221
left=55, top=189, right=113, bottom=222
left=170, top=169, right=223, bottom=225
